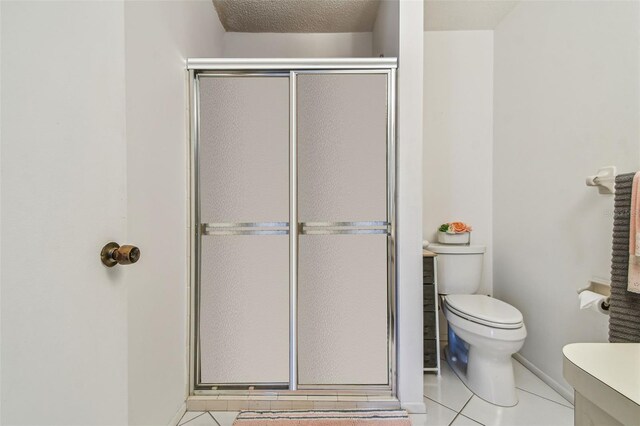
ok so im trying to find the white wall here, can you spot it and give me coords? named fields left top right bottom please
left=223, top=32, right=372, bottom=57
left=1, top=1, right=225, bottom=424
left=396, top=0, right=425, bottom=414
left=423, top=31, right=494, bottom=297
left=493, top=0, right=640, bottom=398
left=372, top=0, right=399, bottom=57
left=1, top=1, right=129, bottom=424
left=124, top=1, right=224, bottom=424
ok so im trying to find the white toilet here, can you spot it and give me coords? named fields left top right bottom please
left=427, top=243, right=527, bottom=407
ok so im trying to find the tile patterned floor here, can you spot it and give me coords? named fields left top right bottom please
left=414, top=355, right=574, bottom=426
left=179, top=358, right=574, bottom=426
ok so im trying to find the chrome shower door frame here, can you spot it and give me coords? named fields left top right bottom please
left=188, top=59, right=397, bottom=396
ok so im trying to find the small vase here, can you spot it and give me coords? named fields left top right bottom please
left=437, top=231, right=470, bottom=245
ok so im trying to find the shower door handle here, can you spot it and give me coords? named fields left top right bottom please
left=201, top=222, right=289, bottom=235
left=298, top=221, right=389, bottom=235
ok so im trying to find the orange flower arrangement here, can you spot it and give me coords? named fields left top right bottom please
left=439, top=221, right=472, bottom=234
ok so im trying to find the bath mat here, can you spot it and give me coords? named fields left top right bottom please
left=232, top=410, right=411, bottom=426
left=609, top=173, right=640, bottom=342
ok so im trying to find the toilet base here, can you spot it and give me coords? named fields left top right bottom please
left=445, top=344, right=519, bottom=407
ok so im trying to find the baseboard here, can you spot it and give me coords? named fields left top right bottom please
left=401, top=401, right=426, bottom=414
left=512, top=353, right=574, bottom=405
left=168, top=402, right=187, bottom=426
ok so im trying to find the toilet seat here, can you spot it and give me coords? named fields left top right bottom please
left=444, top=295, right=523, bottom=329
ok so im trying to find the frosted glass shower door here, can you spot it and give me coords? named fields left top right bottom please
left=296, top=73, right=391, bottom=387
left=197, top=75, right=290, bottom=386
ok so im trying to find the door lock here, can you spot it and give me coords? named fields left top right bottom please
left=101, top=242, right=140, bottom=267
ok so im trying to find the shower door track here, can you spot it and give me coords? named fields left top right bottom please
left=188, top=59, right=397, bottom=397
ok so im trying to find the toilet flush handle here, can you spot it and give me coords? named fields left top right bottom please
left=100, top=242, right=140, bottom=267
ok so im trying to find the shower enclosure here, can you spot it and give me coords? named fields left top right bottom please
left=188, top=59, right=397, bottom=394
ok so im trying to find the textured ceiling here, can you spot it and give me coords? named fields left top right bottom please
left=212, top=0, right=381, bottom=33
left=424, top=0, right=519, bottom=31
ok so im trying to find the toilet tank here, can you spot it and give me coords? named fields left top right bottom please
left=426, top=243, right=486, bottom=294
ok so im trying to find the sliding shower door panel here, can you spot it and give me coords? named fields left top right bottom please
left=199, top=76, right=289, bottom=222
left=296, top=72, right=390, bottom=387
left=296, top=74, right=388, bottom=222
left=298, top=234, right=388, bottom=385
left=197, top=75, right=290, bottom=385
left=200, top=236, right=289, bottom=384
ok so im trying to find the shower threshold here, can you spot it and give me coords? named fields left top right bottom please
left=186, top=393, right=400, bottom=411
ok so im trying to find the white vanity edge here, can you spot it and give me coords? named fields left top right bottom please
left=562, top=343, right=640, bottom=426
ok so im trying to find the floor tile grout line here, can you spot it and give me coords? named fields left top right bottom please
left=459, top=395, right=473, bottom=414
left=208, top=411, right=222, bottom=426
left=422, top=394, right=461, bottom=414
left=458, top=412, right=485, bottom=426
left=179, top=412, right=206, bottom=426
left=447, top=395, right=473, bottom=426
left=515, top=386, right=574, bottom=409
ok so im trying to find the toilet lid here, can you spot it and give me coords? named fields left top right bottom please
left=444, top=295, right=523, bottom=329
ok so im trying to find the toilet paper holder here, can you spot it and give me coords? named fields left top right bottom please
left=577, top=278, right=611, bottom=311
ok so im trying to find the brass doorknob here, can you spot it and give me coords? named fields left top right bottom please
left=101, top=242, right=140, bottom=267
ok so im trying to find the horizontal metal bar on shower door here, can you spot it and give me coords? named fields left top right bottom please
left=302, top=221, right=388, bottom=227
left=299, top=221, right=390, bottom=235
left=300, top=229, right=389, bottom=235
left=187, top=58, right=398, bottom=71
left=201, top=222, right=290, bottom=236
left=196, top=72, right=291, bottom=78
left=204, top=222, right=289, bottom=228
left=203, top=230, right=290, bottom=236
left=194, top=382, right=290, bottom=391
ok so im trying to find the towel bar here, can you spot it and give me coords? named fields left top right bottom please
left=586, top=166, right=616, bottom=194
